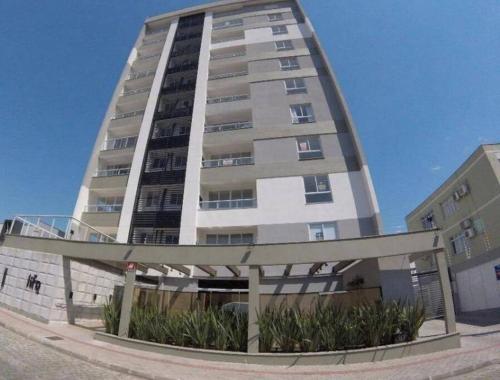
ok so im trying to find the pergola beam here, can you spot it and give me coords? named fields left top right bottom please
left=226, top=265, right=240, bottom=277
left=166, top=264, right=191, bottom=276
left=308, top=262, right=326, bottom=275
left=197, top=265, right=217, bottom=277
left=334, top=260, right=361, bottom=274
left=283, top=264, right=293, bottom=277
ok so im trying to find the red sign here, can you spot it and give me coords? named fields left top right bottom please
left=126, top=262, right=137, bottom=271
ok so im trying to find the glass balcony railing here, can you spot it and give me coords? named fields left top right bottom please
left=210, top=51, right=246, bottom=60
left=208, top=70, right=248, bottom=80
left=212, top=34, right=244, bottom=44
left=199, top=199, right=256, bottom=210
left=122, top=87, right=150, bottom=97
left=212, top=19, right=243, bottom=30
left=111, top=109, right=145, bottom=120
left=95, top=168, right=131, bottom=177
left=127, top=70, right=156, bottom=80
left=202, top=156, right=254, bottom=168
left=142, top=38, right=164, bottom=47
left=145, top=28, right=168, bottom=36
left=206, top=94, right=249, bottom=104
left=84, top=204, right=123, bottom=213
left=102, top=136, right=137, bottom=151
left=204, top=121, right=252, bottom=133
left=137, top=53, right=161, bottom=61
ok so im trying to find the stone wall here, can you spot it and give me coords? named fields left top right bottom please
left=0, top=246, right=124, bottom=323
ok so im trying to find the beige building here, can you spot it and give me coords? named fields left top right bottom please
left=406, top=144, right=500, bottom=312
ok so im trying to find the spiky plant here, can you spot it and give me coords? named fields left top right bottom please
left=102, top=298, right=121, bottom=335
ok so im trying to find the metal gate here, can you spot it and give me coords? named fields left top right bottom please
left=412, top=270, right=445, bottom=319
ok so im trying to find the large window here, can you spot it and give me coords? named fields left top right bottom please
left=268, top=13, right=283, bottom=21
left=297, top=136, right=323, bottom=160
left=441, top=196, right=458, bottom=219
left=450, top=233, right=468, bottom=255
left=309, top=222, right=337, bottom=241
left=206, top=233, right=254, bottom=245
left=279, top=57, right=300, bottom=70
left=284, top=78, right=306, bottom=94
left=275, top=40, right=294, bottom=51
left=290, top=103, right=315, bottom=124
left=271, top=25, right=288, bottom=35
left=303, top=175, right=332, bottom=203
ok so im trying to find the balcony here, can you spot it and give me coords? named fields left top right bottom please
left=145, top=28, right=168, bottom=37
left=199, top=198, right=256, bottom=210
left=102, top=135, right=137, bottom=151
left=212, top=18, right=243, bottom=31
left=166, top=62, right=198, bottom=74
left=128, top=70, right=156, bottom=81
left=90, top=173, right=128, bottom=191
left=206, top=94, right=249, bottom=105
left=95, top=167, right=130, bottom=177
left=174, top=31, right=202, bottom=42
left=210, top=50, right=246, bottom=61
left=163, top=82, right=196, bottom=94
left=202, top=156, right=254, bottom=168
left=204, top=121, right=252, bottom=133
left=211, top=31, right=245, bottom=44
left=111, top=109, right=145, bottom=121
left=117, top=87, right=150, bottom=108
left=208, top=70, right=248, bottom=81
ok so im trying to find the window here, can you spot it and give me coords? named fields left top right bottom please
left=290, top=103, right=315, bottom=124
left=441, top=196, right=458, bottom=219
left=275, top=40, right=294, bottom=51
left=297, top=136, right=322, bottom=160
left=279, top=57, right=300, bottom=70
left=206, top=233, right=254, bottom=245
left=421, top=211, right=436, bottom=230
left=473, top=218, right=485, bottom=234
left=450, top=233, right=468, bottom=255
left=271, top=25, right=288, bottom=35
left=309, top=223, right=337, bottom=241
left=284, top=78, right=306, bottom=94
left=268, top=13, right=283, bottom=21
left=303, top=175, right=332, bottom=203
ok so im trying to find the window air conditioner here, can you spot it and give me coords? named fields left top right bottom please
left=460, top=219, right=472, bottom=229
left=464, top=228, right=476, bottom=239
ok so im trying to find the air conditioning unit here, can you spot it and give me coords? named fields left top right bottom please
left=460, top=219, right=472, bottom=229
left=464, top=228, right=476, bottom=239
left=453, top=191, right=461, bottom=201
left=457, top=183, right=469, bottom=197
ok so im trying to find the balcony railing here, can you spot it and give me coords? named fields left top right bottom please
left=210, top=51, right=246, bottom=60
left=142, top=38, right=164, bottom=47
left=212, top=19, right=243, bottom=30
left=137, top=53, right=161, bottom=61
left=111, top=109, right=145, bottom=120
left=85, top=204, right=123, bottom=213
left=199, top=199, right=256, bottom=210
left=145, top=28, right=168, bottom=36
left=127, top=70, right=156, bottom=80
left=102, top=136, right=137, bottom=151
left=171, top=47, right=199, bottom=57
left=204, top=121, right=252, bottom=133
left=208, top=70, right=248, bottom=80
left=95, top=168, right=130, bottom=177
left=207, top=94, right=249, bottom=104
left=163, top=83, right=196, bottom=94
left=202, top=156, right=254, bottom=168
left=298, top=150, right=323, bottom=160
left=174, top=32, right=202, bottom=42
left=212, top=34, right=244, bottom=44
left=166, top=62, right=198, bottom=74
left=122, top=87, right=150, bottom=97
left=156, top=107, right=192, bottom=120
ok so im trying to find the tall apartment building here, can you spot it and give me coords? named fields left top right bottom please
left=407, top=144, right=500, bottom=312
left=73, top=0, right=399, bottom=289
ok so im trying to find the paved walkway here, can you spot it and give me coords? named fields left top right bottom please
left=0, top=307, right=499, bottom=380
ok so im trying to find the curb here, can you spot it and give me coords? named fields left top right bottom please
left=427, top=358, right=500, bottom=380
left=0, top=319, right=176, bottom=380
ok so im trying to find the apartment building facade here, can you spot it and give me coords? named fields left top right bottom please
left=407, top=144, right=500, bottom=312
left=71, top=0, right=405, bottom=292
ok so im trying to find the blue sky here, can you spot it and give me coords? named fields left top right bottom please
left=0, top=0, right=498, bottom=233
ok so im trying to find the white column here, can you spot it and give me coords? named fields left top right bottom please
left=116, top=20, right=179, bottom=243
left=179, top=13, right=212, bottom=245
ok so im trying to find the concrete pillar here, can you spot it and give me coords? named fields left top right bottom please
left=118, top=265, right=136, bottom=337
left=435, top=250, right=456, bottom=334
left=247, top=265, right=260, bottom=353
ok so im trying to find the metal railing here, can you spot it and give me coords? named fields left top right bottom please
left=212, top=34, right=244, bottom=43
left=142, top=38, right=164, bottom=47
left=208, top=70, right=248, bottom=80
left=210, top=51, right=246, bottom=60
left=298, top=150, right=323, bottom=160
left=95, top=167, right=131, bottom=177
left=111, top=109, right=145, bottom=120
left=137, top=53, right=161, bottom=62
left=145, top=28, right=168, bottom=36
left=85, top=204, right=123, bottom=213
left=9, top=215, right=115, bottom=243
left=202, top=156, right=254, bottom=168
left=199, top=199, right=256, bottom=210
left=174, top=32, right=202, bottom=42
left=122, top=87, right=150, bottom=97
left=204, top=121, right=252, bottom=133
left=127, top=70, right=156, bottom=80
left=206, top=94, right=249, bottom=104
left=212, top=19, right=243, bottom=30
left=166, top=63, right=198, bottom=74
left=102, top=136, right=137, bottom=151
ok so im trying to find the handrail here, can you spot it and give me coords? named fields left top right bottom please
left=85, top=204, right=123, bottom=213
left=95, top=167, right=130, bottom=177
left=206, top=94, right=249, bottom=104
left=202, top=156, right=254, bottom=168
left=208, top=70, right=248, bottom=80
left=200, top=199, right=256, bottom=210
left=111, top=109, right=145, bottom=120
left=127, top=70, right=156, bottom=80
left=102, top=136, right=138, bottom=151
left=204, top=121, right=252, bottom=133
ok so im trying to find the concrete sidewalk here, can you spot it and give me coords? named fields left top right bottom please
left=0, top=307, right=499, bottom=380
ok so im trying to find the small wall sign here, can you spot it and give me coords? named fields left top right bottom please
left=126, top=262, right=137, bottom=271
left=26, top=274, right=42, bottom=294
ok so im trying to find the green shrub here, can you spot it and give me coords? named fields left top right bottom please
left=102, top=298, right=121, bottom=335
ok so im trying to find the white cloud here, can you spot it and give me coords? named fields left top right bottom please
left=430, top=165, right=442, bottom=172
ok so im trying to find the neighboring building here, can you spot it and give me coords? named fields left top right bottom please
left=406, top=144, right=500, bottom=312
left=71, top=0, right=407, bottom=298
